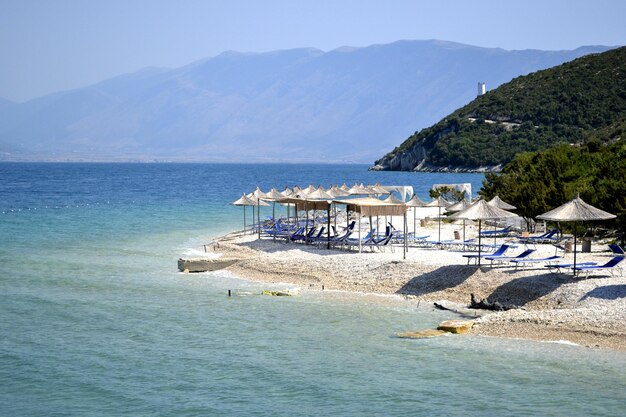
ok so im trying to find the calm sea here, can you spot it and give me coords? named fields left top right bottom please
left=1, top=163, right=624, bottom=416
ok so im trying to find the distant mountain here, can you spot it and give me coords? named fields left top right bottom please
left=372, top=46, right=626, bottom=172
left=0, top=40, right=613, bottom=162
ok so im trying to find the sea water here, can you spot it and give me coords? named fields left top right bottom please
left=0, top=163, right=624, bottom=416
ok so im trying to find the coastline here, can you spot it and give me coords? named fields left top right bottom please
left=206, top=226, right=626, bottom=351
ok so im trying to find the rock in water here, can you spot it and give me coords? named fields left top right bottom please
left=437, top=320, right=475, bottom=334
left=397, top=329, right=448, bottom=339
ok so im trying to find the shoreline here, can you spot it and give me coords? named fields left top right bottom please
left=205, top=227, right=626, bottom=351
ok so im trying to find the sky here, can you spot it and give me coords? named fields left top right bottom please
left=1, top=0, right=625, bottom=102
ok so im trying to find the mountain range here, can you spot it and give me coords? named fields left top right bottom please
left=0, top=40, right=612, bottom=162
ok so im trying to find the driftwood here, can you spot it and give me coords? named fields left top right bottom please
left=468, top=293, right=520, bottom=311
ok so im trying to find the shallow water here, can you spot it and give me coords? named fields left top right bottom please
left=1, top=163, right=624, bottom=416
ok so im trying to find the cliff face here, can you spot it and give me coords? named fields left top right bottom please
left=371, top=121, right=502, bottom=172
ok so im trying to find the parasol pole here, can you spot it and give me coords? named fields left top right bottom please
left=573, top=221, right=578, bottom=276
left=403, top=209, right=407, bottom=259
left=257, top=196, right=261, bottom=239
left=478, top=219, right=482, bottom=266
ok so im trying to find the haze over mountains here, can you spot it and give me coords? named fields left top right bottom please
left=0, top=40, right=611, bottom=163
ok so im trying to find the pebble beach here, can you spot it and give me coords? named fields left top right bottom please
left=209, top=221, right=626, bottom=351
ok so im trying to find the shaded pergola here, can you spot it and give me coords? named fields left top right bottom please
left=334, top=197, right=408, bottom=258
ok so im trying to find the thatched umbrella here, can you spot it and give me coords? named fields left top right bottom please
left=450, top=200, right=517, bottom=265
left=537, top=194, right=616, bottom=274
left=305, top=186, right=334, bottom=247
left=426, top=196, right=450, bottom=242
left=371, top=183, right=391, bottom=195
left=347, top=183, right=362, bottom=195
left=327, top=186, right=349, bottom=232
left=231, top=194, right=257, bottom=234
left=487, top=196, right=517, bottom=210
left=485, top=196, right=517, bottom=244
left=249, top=187, right=269, bottom=238
left=405, top=194, right=428, bottom=240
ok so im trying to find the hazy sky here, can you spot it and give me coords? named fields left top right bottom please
left=1, top=0, right=625, bottom=102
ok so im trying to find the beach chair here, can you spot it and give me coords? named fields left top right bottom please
left=485, top=248, right=536, bottom=266
left=519, top=229, right=560, bottom=248
left=306, top=226, right=326, bottom=243
left=479, top=225, right=513, bottom=237
left=343, top=228, right=376, bottom=249
left=288, top=226, right=307, bottom=242
left=572, top=256, right=624, bottom=277
left=363, top=232, right=394, bottom=252
left=314, top=223, right=355, bottom=248
left=609, top=244, right=625, bottom=256
left=509, top=255, right=562, bottom=269
left=462, top=244, right=510, bottom=265
left=545, top=261, right=597, bottom=273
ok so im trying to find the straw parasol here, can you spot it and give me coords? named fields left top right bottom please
left=426, top=196, right=450, bottom=242
left=486, top=196, right=517, bottom=244
left=261, top=188, right=285, bottom=230
left=370, top=183, right=391, bottom=195
left=347, top=183, right=362, bottom=195
left=231, top=194, right=257, bottom=234
left=306, top=186, right=334, bottom=200
left=450, top=200, right=517, bottom=265
left=537, top=194, right=616, bottom=274
left=405, top=194, right=428, bottom=241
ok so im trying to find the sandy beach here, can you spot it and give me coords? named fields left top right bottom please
left=205, top=221, right=626, bottom=351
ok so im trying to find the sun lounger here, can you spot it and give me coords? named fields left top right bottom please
left=343, top=228, right=377, bottom=249
left=519, top=229, right=560, bottom=245
left=485, top=248, right=536, bottom=266
left=572, top=256, right=624, bottom=276
left=462, top=244, right=510, bottom=265
left=362, top=232, right=394, bottom=252
left=609, top=244, right=625, bottom=256
left=509, top=255, right=562, bottom=269
left=480, top=225, right=514, bottom=237
left=545, top=261, right=597, bottom=273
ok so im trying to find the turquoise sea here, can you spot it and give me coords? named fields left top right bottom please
left=1, top=163, right=625, bottom=416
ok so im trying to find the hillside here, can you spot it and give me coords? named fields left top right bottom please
left=0, top=40, right=610, bottom=163
left=372, top=46, right=626, bottom=172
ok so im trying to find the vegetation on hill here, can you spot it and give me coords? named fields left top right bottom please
left=374, top=46, right=626, bottom=171
left=479, top=140, right=626, bottom=239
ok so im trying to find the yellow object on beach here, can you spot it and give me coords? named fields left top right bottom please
left=437, top=320, right=475, bottom=334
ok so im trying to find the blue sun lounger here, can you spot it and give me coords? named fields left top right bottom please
left=485, top=248, right=536, bottom=266
left=462, top=244, right=510, bottom=265
left=509, top=255, right=562, bottom=269
left=572, top=256, right=624, bottom=276
left=609, top=244, right=625, bottom=256
left=545, top=261, right=597, bottom=273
